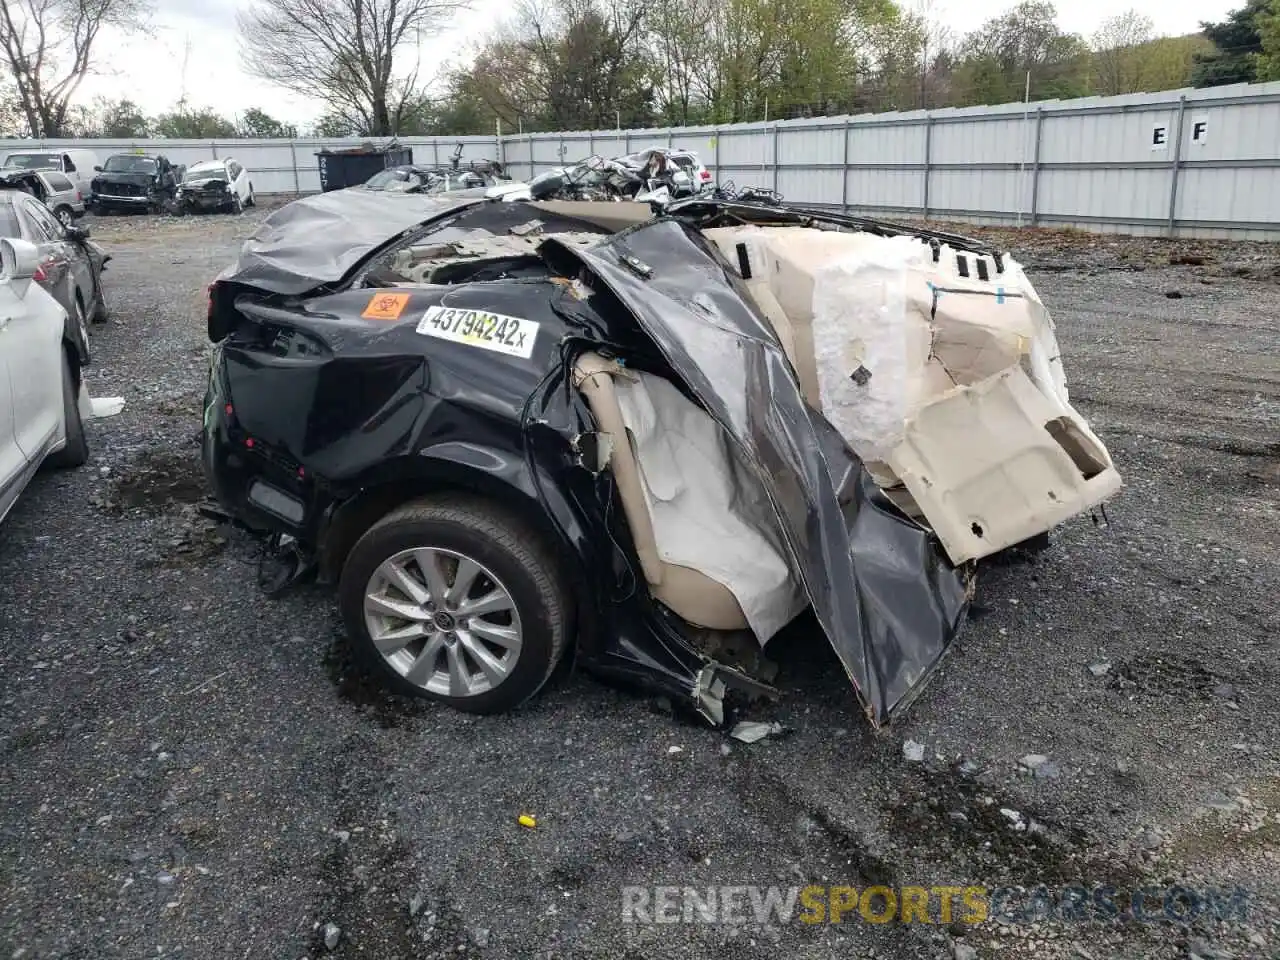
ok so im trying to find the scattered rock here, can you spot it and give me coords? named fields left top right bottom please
left=903, top=739, right=926, bottom=762
left=155, top=871, right=175, bottom=885
left=1202, top=792, right=1241, bottom=814
left=1138, top=829, right=1163, bottom=850
left=1019, top=754, right=1059, bottom=777
left=999, top=808, right=1026, bottom=831
left=1212, top=682, right=1238, bottom=700
left=1188, top=937, right=1234, bottom=960
left=1088, top=661, right=1112, bottom=677
left=954, top=944, right=978, bottom=960
left=322, top=922, right=341, bottom=951
left=409, top=894, right=424, bottom=917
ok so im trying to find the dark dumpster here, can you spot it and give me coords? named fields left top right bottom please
left=315, top=144, right=414, bottom=192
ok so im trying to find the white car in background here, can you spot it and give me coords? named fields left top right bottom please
left=0, top=237, right=90, bottom=523
left=176, top=158, right=255, bottom=214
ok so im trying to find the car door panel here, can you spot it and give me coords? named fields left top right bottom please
left=19, top=199, right=83, bottom=313
left=0, top=303, right=28, bottom=518
left=5, top=279, right=63, bottom=462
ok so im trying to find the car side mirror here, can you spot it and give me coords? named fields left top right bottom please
left=1, top=237, right=43, bottom=296
left=93, top=165, right=102, bottom=172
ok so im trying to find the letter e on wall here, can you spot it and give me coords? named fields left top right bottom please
left=1150, top=122, right=1169, bottom=151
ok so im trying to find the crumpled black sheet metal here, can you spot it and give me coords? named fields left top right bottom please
left=218, top=191, right=479, bottom=295
left=549, top=218, right=969, bottom=726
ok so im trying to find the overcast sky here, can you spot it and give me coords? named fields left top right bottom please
left=81, top=0, right=1236, bottom=128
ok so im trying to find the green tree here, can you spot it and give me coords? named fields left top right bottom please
left=1256, top=0, right=1280, bottom=80
left=309, top=112, right=361, bottom=137
left=1090, top=10, right=1154, bottom=95
left=94, top=97, right=150, bottom=137
left=152, top=104, right=238, bottom=139
left=950, top=1, right=1089, bottom=105
left=1192, top=0, right=1268, bottom=86
left=237, top=107, right=298, bottom=139
left=0, top=0, right=152, bottom=137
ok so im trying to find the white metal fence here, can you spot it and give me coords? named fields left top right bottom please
left=3, top=81, right=1279, bottom=239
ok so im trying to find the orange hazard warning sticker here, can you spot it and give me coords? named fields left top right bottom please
left=361, top=292, right=411, bottom=321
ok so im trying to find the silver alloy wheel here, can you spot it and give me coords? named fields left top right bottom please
left=57, top=208, right=73, bottom=227
left=363, top=547, right=523, bottom=697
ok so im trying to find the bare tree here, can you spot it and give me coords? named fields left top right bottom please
left=238, top=0, right=469, bottom=136
left=1090, top=9, right=1154, bottom=94
left=0, top=0, right=150, bottom=137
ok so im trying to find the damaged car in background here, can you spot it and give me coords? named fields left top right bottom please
left=489, top=148, right=710, bottom=204
left=90, top=153, right=183, bottom=215
left=176, top=158, right=255, bottom=214
left=202, top=191, right=1121, bottom=726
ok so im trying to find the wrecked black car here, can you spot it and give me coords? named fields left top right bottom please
left=203, top=190, right=1120, bottom=726
left=90, top=153, right=182, bottom=214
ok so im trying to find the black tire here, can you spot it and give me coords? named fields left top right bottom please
left=70, top=294, right=90, bottom=362
left=246, top=185, right=255, bottom=207
left=91, top=280, right=109, bottom=323
left=45, top=350, right=88, bottom=469
left=338, top=495, right=571, bottom=714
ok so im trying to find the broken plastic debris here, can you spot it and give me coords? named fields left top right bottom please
left=729, top=721, right=784, bottom=744
left=667, top=745, right=684, bottom=754
left=1088, top=661, right=1112, bottom=677
left=517, top=813, right=537, bottom=829
left=903, top=739, right=926, bottom=761
left=89, top=396, right=126, bottom=419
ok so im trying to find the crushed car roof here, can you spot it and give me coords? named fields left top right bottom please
left=218, top=190, right=482, bottom=295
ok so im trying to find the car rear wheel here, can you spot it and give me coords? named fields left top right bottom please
left=91, top=281, right=109, bottom=323
left=338, top=496, right=570, bottom=714
left=54, top=206, right=74, bottom=228
left=45, top=350, right=88, bottom=469
left=71, top=295, right=89, bottom=358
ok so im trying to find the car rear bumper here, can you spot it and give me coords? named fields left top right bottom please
left=202, top=345, right=326, bottom=542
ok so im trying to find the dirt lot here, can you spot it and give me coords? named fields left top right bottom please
left=0, top=205, right=1277, bottom=960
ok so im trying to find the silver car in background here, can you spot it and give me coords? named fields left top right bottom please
left=0, top=168, right=86, bottom=227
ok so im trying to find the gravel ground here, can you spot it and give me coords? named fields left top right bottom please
left=1, top=205, right=1276, bottom=960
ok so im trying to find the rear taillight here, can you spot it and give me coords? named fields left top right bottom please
left=33, top=258, right=54, bottom=282
left=75, top=190, right=82, bottom=201
left=700, top=170, right=712, bottom=180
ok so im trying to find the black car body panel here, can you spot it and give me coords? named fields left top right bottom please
left=213, top=191, right=477, bottom=298
left=91, top=154, right=180, bottom=212
left=203, top=196, right=970, bottom=726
